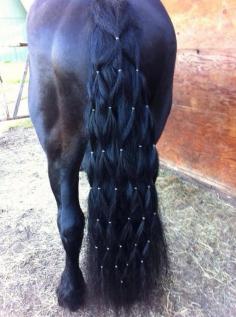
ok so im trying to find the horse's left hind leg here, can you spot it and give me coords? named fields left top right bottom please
left=47, top=136, right=87, bottom=311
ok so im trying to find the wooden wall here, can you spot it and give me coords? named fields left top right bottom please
left=158, top=0, right=236, bottom=196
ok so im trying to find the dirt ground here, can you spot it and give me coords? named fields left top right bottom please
left=0, top=121, right=235, bottom=317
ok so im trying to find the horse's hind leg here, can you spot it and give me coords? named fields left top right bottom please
left=29, top=74, right=87, bottom=310
left=47, top=132, right=87, bottom=311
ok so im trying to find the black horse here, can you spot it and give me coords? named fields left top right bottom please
left=27, top=0, right=176, bottom=311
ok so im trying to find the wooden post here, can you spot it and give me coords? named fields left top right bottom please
left=13, top=55, right=29, bottom=119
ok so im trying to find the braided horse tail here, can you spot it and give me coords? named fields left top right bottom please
left=86, top=0, right=167, bottom=307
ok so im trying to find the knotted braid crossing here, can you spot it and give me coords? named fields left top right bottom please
left=86, top=0, right=167, bottom=307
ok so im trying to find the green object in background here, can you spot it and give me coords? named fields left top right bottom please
left=0, top=0, right=28, bottom=62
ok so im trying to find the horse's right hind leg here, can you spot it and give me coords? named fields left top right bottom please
left=29, top=76, right=87, bottom=311
left=47, top=133, right=87, bottom=311
left=33, top=125, right=87, bottom=312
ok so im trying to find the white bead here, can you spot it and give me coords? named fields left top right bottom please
left=118, top=69, right=122, bottom=72
left=98, top=187, right=101, bottom=190
left=132, top=107, right=135, bottom=111
left=134, top=243, right=138, bottom=247
left=120, top=280, right=123, bottom=284
left=147, top=185, right=151, bottom=189
left=115, top=188, right=118, bottom=191
left=126, top=263, right=129, bottom=267
left=108, top=221, right=112, bottom=224
left=115, top=265, right=118, bottom=269
left=107, top=247, right=110, bottom=251
left=115, top=36, right=120, bottom=40
left=120, top=149, right=124, bottom=152
left=141, top=260, right=144, bottom=264
left=96, top=70, right=100, bottom=74
left=96, top=218, right=100, bottom=222
left=136, top=69, right=139, bottom=72
left=146, top=105, right=149, bottom=108
left=139, top=145, right=142, bottom=148
left=95, top=246, right=98, bottom=249
left=101, top=266, right=103, bottom=269
left=119, top=245, right=122, bottom=248
left=108, top=106, right=112, bottom=110
left=153, top=212, right=157, bottom=216
left=147, top=240, right=151, bottom=244
left=142, top=217, right=146, bottom=220
left=134, top=187, right=138, bottom=190
left=91, top=151, right=94, bottom=155
left=92, top=109, right=95, bottom=112
left=128, top=217, right=131, bottom=221
left=102, top=150, right=105, bottom=153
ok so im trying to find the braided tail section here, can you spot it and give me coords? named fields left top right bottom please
left=86, top=0, right=167, bottom=306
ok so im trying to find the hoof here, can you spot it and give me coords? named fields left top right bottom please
left=56, top=269, right=86, bottom=311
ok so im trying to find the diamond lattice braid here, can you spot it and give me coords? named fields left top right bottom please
left=86, top=0, right=168, bottom=307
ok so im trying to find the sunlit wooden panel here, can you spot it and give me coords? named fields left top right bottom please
left=159, top=1, right=236, bottom=195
